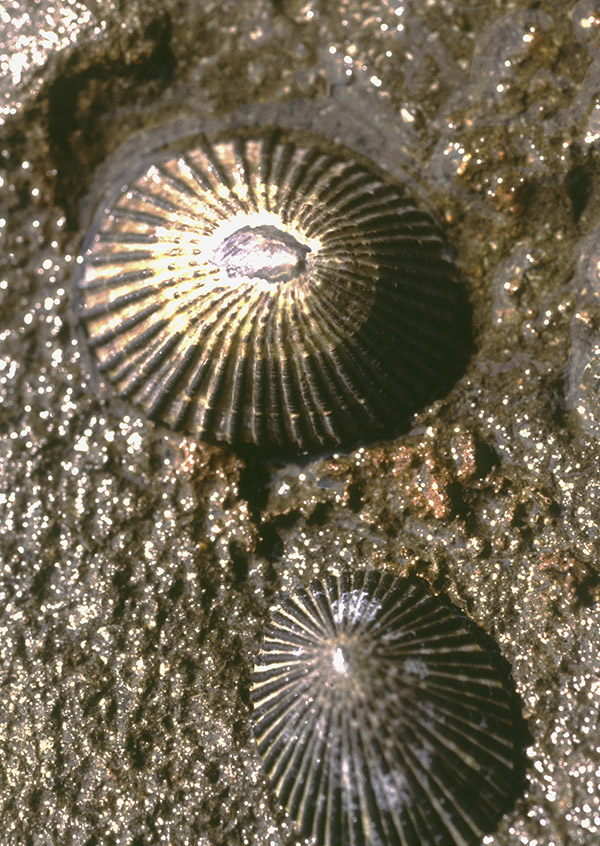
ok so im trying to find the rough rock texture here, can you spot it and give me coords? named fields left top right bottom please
left=1, top=1, right=600, bottom=844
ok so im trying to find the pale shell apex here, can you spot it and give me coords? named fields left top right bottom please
left=250, top=568, right=523, bottom=846
left=78, top=128, right=469, bottom=453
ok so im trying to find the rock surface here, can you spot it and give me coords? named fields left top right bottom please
left=1, top=1, right=600, bottom=844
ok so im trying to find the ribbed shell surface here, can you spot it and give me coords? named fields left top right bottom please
left=250, top=568, right=521, bottom=846
left=79, top=129, right=467, bottom=452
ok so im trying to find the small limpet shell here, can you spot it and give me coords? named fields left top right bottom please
left=78, top=127, right=469, bottom=453
left=250, top=568, right=524, bottom=845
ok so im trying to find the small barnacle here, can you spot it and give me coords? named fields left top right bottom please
left=78, top=127, right=470, bottom=454
left=250, top=567, right=525, bottom=845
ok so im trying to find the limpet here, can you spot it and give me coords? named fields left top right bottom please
left=78, top=127, right=469, bottom=452
left=250, top=568, right=523, bottom=845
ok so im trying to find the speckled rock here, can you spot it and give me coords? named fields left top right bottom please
left=1, top=1, right=600, bottom=845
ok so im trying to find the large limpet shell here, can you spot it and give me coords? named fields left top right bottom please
left=78, top=128, right=470, bottom=453
left=250, top=568, right=524, bottom=845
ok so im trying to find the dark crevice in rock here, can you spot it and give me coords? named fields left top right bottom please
left=345, top=480, right=364, bottom=512
left=254, top=521, right=284, bottom=563
left=237, top=455, right=272, bottom=524
left=565, top=160, right=594, bottom=224
left=228, top=540, right=249, bottom=584
left=306, top=501, right=332, bottom=526
left=45, top=14, right=176, bottom=226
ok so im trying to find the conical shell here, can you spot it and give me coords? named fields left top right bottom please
left=78, top=128, right=469, bottom=453
left=250, top=568, right=522, bottom=846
